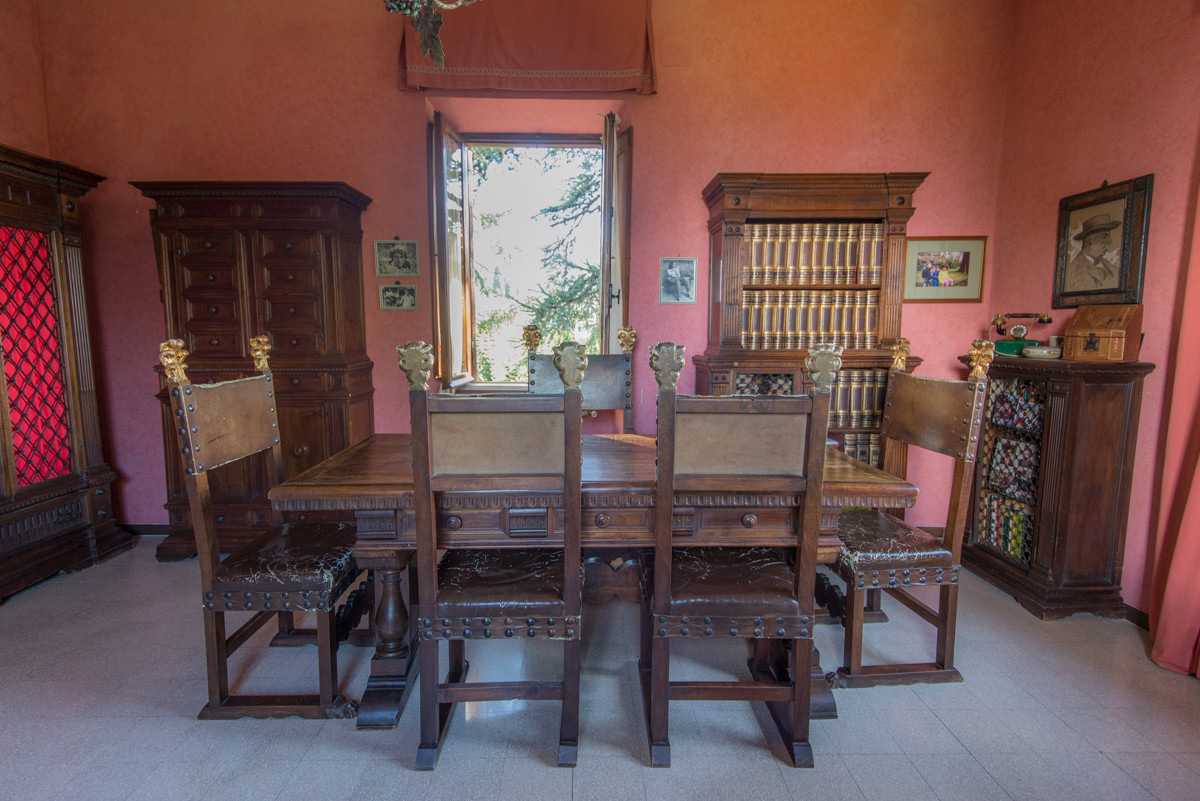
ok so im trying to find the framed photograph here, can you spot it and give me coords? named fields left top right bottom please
left=375, top=240, right=419, bottom=277
left=903, top=237, right=987, bottom=302
left=660, top=257, right=697, bottom=304
left=1053, top=174, right=1153, bottom=308
left=380, top=283, right=418, bottom=310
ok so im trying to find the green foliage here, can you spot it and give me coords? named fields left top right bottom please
left=383, top=0, right=485, bottom=68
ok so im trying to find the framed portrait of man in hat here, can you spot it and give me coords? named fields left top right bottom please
left=1053, top=174, right=1153, bottom=308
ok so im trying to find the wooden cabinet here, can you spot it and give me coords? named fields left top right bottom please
left=1, top=145, right=126, bottom=600
left=134, top=182, right=375, bottom=560
left=963, top=356, right=1154, bottom=619
left=694, top=173, right=926, bottom=472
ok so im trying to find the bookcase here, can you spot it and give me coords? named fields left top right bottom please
left=963, top=356, right=1154, bottom=619
left=693, top=173, right=927, bottom=471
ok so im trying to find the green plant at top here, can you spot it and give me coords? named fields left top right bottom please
left=383, top=0, right=484, bottom=67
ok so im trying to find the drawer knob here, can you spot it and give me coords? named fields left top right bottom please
left=445, top=516, right=463, bottom=531
left=206, top=274, right=215, bottom=282
left=291, top=444, right=310, bottom=458
left=204, top=240, right=213, bottom=249
left=207, top=306, right=217, bottom=314
left=594, top=513, right=611, bottom=528
left=284, top=241, right=293, bottom=250
left=741, top=514, right=757, bottom=528
left=209, top=338, right=219, bottom=346
left=289, top=337, right=299, bottom=346
left=291, top=377, right=301, bottom=386
left=288, top=306, right=297, bottom=315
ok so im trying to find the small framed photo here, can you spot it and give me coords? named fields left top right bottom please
left=380, top=283, right=418, bottom=310
left=660, top=257, right=697, bottom=304
left=903, top=237, right=987, bottom=303
left=375, top=240, right=419, bottom=277
left=1052, top=174, right=1152, bottom=308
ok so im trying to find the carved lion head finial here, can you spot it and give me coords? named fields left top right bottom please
left=159, top=340, right=190, bottom=386
left=891, top=337, right=911, bottom=371
left=649, top=343, right=686, bottom=391
left=522, top=324, right=542, bottom=353
left=552, top=341, right=588, bottom=391
left=617, top=326, right=637, bottom=354
left=968, top=339, right=995, bottom=380
left=249, top=335, right=271, bottom=372
left=397, top=341, right=435, bottom=390
left=806, top=344, right=843, bottom=394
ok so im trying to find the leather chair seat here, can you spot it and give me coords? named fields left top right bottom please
left=668, top=547, right=800, bottom=619
left=436, top=548, right=567, bottom=618
left=836, top=508, right=954, bottom=572
left=210, top=521, right=358, bottom=612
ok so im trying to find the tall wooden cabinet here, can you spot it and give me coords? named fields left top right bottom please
left=963, top=356, right=1154, bottom=619
left=1, top=145, right=126, bottom=600
left=694, top=173, right=926, bottom=472
left=134, top=182, right=375, bottom=560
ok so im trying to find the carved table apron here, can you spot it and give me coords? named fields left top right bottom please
left=270, top=433, right=918, bottom=729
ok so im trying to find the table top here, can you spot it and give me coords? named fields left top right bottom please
left=269, top=433, right=918, bottom=512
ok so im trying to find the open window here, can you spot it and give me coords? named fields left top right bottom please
left=429, top=111, right=630, bottom=388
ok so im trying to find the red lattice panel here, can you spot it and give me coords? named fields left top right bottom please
left=1, top=225, right=73, bottom=487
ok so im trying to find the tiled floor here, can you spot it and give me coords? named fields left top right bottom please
left=1, top=537, right=1198, bottom=801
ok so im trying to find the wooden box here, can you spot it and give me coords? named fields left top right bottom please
left=1062, top=304, right=1143, bottom=361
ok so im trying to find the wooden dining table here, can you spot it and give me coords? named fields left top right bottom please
left=269, top=433, right=918, bottom=729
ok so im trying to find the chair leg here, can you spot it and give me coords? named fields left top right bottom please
left=935, top=583, right=959, bottom=669
left=416, top=632, right=443, bottom=770
left=559, top=639, right=580, bottom=767
left=316, top=609, right=339, bottom=707
left=839, top=580, right=865, bottom=682
left=647, top=637, right=671, bottom=767
left=787, top=636, right=814, bottom=767
left=203, top=610, right=230, bottom=709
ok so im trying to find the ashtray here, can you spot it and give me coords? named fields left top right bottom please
left=1022, top=345, right=1062, bottom=359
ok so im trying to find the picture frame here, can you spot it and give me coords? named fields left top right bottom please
left=380, top=283, right=418, bottom=310
left=374, top=240, right=419, bottom=277
left=1052, top=174, right=1153, bottom=308
left=659, top=257, right=697, bottom=304
left=902, top=237, right=987, bottom=302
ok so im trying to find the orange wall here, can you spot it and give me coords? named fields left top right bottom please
left=990, top=0, right=1200, bottom=610
left=0, top=0, right=50, bottom=154
left=10, top=0, right=1198, bottom=611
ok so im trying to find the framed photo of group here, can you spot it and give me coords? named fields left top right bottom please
left=902, top=237, right=987, bottom=302
left=1052, top=174, right=1153, bottom=308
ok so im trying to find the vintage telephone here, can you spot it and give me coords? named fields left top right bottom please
left=990, top=312, right=1053, bottom=356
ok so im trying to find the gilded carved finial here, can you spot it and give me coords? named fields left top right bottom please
left=397, top=341, right=435, bottom=390
left=522, top=324, right=542, bottom=353
left=617, top=326, right=637, bottom=353
left=649, top=342, right=685, bottom=391
left=968, top=339, right=995, bottom=380
left=249, top=335, right=271, bottom=372
left=159, top=340, right=190, bottom=386
left=891, top=337, right=911, bottom=371
left=806, top=344, right=843, bottom=394
left=552, top=341, right=588, bottom=391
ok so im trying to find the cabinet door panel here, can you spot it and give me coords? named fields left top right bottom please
left=276, top=401, right=330, bottom=478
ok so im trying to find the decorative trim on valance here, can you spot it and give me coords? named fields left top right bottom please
left=400, top=0, right=656, bottom=94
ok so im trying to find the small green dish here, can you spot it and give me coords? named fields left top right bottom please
left=994, top=338, right=1041, bottom=356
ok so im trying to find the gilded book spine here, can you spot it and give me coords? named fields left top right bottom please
left=783, top=290, right=799, bottom=349
left=823, top=227, right=837, bottom=285
left=763, top=224, right=779, bottom=286
left=748, top=224, right=764, bottom=285
left=795, top=290, right=810, bottom=349
left=846, top=223, right=861, bottom=283
left=870, top=224, right=885, bottom=284
left=843, top=432, right=859, bottom=462
left=851, top=292, right=866, bottom=348
left=761, top=290, right=779, bottom=350
left=817, top=292, right=834, bottom=345
left=745, top=291, right=762, bottom=349
left=864, top=289, right=880, bottom=348
left=834, top=223, right=850, bottom=284
left=829, top=290, right=844, bottom=348
left=783, top=223, right=800, bottom=285
left=798, top=224, right=814, bottom=285
left=812, top=224, right=827, bottom=285
left=835, top=372, right=851, bottom=428
left=868, top=433, right=881, bottom=468
left=849, top=369, right=864, bottom=430
left=741, top=292, right=752, bottom=349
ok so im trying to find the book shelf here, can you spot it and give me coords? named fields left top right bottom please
left=693, top=173, right=927, bottom=471
left=963, top=356, right=1154, bottom=619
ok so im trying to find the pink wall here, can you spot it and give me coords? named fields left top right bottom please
left=8, top=0, right=1197, bottom=612
left=990, top=0, right=1200, bottom=610
left=0, top=0, right=50, bottom=154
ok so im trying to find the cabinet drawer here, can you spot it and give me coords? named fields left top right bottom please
left=272, top=330, right=324, bottom=356
left=262, top=264, right=319, bottom=292
left=182, top=264, right=239, bottom=292
left=259, top=231, right=320, bottom=258
left=186, top=325, right=246, bottom=358
left=180, top=232, right=236, bottom=259
left=184, top=298, right=240, bottom=326
left=265, top=298, right=320, bottom=326
left=276, top=372, right=326, bottom=393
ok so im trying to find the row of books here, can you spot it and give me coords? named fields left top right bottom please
left=840, top=432, right=881, bottom=468
left=829, top=368, right=888, bottom=429
left=741, top=289, right=879, bottom=350
left=745, top=222, right=886, bottom=286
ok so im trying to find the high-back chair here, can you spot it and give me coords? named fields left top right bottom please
left=160, top=336, right=361, bottom=719
left=831, top=338, right=993, bottom=687
left=641, top=341, right=840, bottom=768
left=525, top=324, right=636, bottom=433
left=400, top=340, right=586, bottom=770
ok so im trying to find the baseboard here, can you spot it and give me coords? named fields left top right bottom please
left=122, top=524, right=169, bottom=539
left=1125, top=604, right=1150, bottom=631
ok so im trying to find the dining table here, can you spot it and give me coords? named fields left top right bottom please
left=269, top=433, right=919, bottom=729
